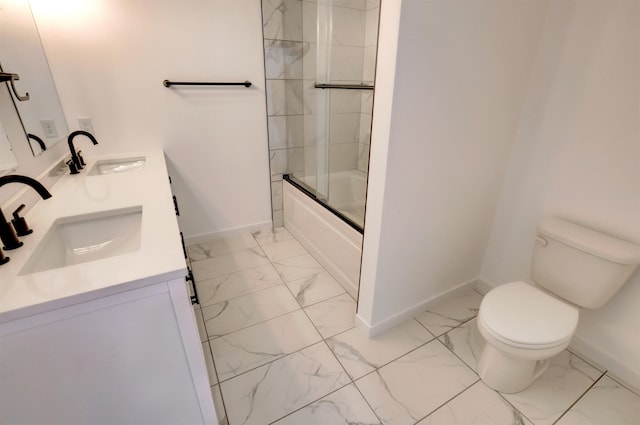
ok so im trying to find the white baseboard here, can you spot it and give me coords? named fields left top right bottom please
left=355, top=313, right=372, bottom=334
left=182, top=220, right=272, bottom=246
left=474, top=278, right=494, bottom=295
left=570, top=334, right=640, bottom=393
left=359, top=279, right=480, bottom=337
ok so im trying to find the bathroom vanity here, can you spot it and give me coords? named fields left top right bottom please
left=0, top=151, right=217, bottom=424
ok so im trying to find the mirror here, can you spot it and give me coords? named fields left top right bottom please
left=0, top=0, right=68, bottom=157
left=0, top=77, right=18, bottom=175
left=0, top=108, right=18, bottom=175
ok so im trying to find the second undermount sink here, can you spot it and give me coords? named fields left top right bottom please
left=88, top=157, right=146, bottom=175
left=20, top=206, right=143, bottom=275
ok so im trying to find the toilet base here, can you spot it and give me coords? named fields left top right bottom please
left=477, top=343, right=549, bottom=393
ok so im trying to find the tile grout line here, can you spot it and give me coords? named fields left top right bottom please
left=209, top=230, right=326, bottom=384
left=209, top=229, right=368, bottom=423
left=347, top=321, right=437, bottom=382
left=195, top=230, right=480, bottom=424
left=192, top=230, right=311, bottom=422
left=340, top=326, right=481, bottom=424
left=413, top=378, right=482, bottom=424
left=197, top=276, right=284, bottom=308
left=201, top=284, right=300, bottom=340
left=420, top=309, right=535, bottom=424
left=268, top=247, right=365, bottom=414
left=202, top=230, right=483, bottom=424
left=437, top=331, right=481, bottom=381
left=294, top=286, right=348, bottom=310
left=551, top=372, right=606, bottom=425
left=269, top=256, right=383, bottom=424
left=264, top=381, right=357, bottom=425
left=187, top=240, right=263, bottom=263
left=351, top=382, right=385, bottom=425
left=493, top=385, right=538, bottom=425
left=201, top=231, right=274, bottom=425
left=565, top=347, right=608, bottom=379
left=187, top=256, right=229, bottom=424
left=604, top=372, right=640, bottom=397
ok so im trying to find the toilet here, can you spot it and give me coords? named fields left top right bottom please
left=477, top=217, right=640, bottom=393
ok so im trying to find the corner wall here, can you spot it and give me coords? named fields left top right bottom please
left=480, top=0, right=640, bottom=386
left=359, top=0, right=548, bottom=330
left=29, top=0, right=272, bottom=239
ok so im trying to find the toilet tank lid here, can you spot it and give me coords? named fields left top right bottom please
left=538, top=218, right=640, bottom=265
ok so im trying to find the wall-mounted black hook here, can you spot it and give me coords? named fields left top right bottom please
left=27, top=134, right=47, bottom=153
left=0, top=72, right=30, bottom=101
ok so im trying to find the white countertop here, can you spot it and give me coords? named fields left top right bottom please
left=0, top=151, right=187, bottom=323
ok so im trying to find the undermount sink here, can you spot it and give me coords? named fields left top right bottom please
left=20, top=206, right=143, bottom=275
left=87, top=157, right=146, bottom=175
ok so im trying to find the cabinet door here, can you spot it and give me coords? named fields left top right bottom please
left=168, top=277, right=218, bottom=424
left=0, top=283, right=207, bottom=425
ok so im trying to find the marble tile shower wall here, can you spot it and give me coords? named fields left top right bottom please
left=262, top=0, right=379, bottom=225
left=358, top=1, right=379, bottom=174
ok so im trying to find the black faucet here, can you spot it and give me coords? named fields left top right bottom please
left=0, top=175, right=52, bottom=251
left=68, top=130, right=98, bottom=171
left=27, top=134, right=47, bottom=153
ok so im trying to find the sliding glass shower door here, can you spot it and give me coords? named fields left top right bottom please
left=287, top=0, right=379, bottom=230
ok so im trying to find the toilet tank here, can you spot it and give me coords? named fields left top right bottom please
left=531, top=218, right=640, bottom=309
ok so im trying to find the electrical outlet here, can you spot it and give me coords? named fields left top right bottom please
left=77, top=117, right=94, bottom=133
left=40, top=119, right=58, bottom=138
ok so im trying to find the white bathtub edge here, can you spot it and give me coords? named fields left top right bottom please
left=283, top=179, right=362, bottom=299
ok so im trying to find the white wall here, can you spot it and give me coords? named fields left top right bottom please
left=359, top=0, right=548, bottom=330
left=481, top=0, right=640, bottom=384
left=29, top=0, right=272, bottom=239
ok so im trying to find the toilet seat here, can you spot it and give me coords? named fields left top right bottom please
left=479, top=281, right=579, bottom=349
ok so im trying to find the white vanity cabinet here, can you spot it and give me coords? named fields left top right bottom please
left=0, top=151, right=217, bottom=424
left=0, top=275, right=217, bottom=425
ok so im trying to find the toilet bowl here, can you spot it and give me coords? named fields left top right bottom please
left=476, top=281, right=579, bottom=393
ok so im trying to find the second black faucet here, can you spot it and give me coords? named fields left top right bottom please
left=67, top=130, right=98, bottom=173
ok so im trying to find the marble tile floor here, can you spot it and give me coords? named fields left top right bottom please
left=187, top=227, right=640, bottom=425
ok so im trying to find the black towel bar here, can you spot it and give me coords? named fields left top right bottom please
left=163, top=80, right=251, bottom=88
left=314, top=82, right=374, bottom=90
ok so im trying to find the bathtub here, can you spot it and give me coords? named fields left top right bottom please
left=283, top=170, right=366, bottom=298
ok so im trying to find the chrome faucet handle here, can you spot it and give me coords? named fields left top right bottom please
left=11, top=204, right=32, bottom=236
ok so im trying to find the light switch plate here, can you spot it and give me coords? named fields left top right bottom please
left=77, top=117, right=94, bottom=134
left=40, top=119, right=58, bottom=138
